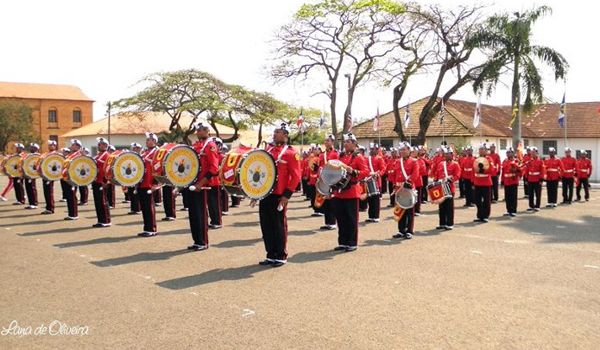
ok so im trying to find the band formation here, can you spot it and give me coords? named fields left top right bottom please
left=0, top=124, right=593, bottom=268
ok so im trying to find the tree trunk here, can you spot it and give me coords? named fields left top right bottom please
left=392, top=81, right=409, bottom=141
left=330, top=81, right=338, bottom=138
left=343, top=86, right=355, bottom=134
left=256, top=122, right=263, bottom=148
left=511, top=57, right=521, bottom=150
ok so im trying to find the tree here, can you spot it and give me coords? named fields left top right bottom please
left=0, top=100, right=37, bottom=152
left=469, top=5, right=568, bottom=149
left=270, top=0, right=404, bottom=137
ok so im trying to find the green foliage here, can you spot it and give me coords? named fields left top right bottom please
left=0, top=100, right=37, bottom=152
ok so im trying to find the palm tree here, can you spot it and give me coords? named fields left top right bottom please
left=469, top=5, right=568, bottom=149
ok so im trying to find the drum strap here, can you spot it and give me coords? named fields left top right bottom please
left=400, top=157, right=408, bottom=181
left=324, top=150, right=327, bottom=164
left=198, top=139, right=210, bottom=155
left=277, top=145, right=289, bottom=163
left=443, top=161, right=449, bottom=179
left=368, top=156, right=374, bottom=173
left=143, top=147, right=157, bottom=162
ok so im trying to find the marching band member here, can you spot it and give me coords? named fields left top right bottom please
left=308, top=145, right=323, bottom=216
left=457, top=148, right=466, bottom=198
left=365, top=144, right=386, bottom=223
left=385, top=148, right=399, bottom=208
left=259, top=123, right=301, bottom=266
left=40, top=140, right=58, bottom=215
left=543, top=147, right=562, bottom=208
left=460, top=146, right=475, bottom=207
left=501, top=148, right=521, bottom=217
left=64, top=139, right=82, bottom=220
left=488, top=143, right=501, bottom=203
left=331, top=133, right=367, bottom=251
left=161, top=178, right=177, bottom=222
left=434, top=146, right=461, bottom=230
left=357, top=146, right=369, bottom=212
left=137, top=133, right=159, bottom=237
left=186, top=122, right=219, bottom=250
left=301, top=151, right=310, bottom=200
left=560, top=147, right=576, bottom=204
left=392, top=141, right=420, bottom=239
left=318, top=134, right=339, bottom=230
left=576, top=151, right=592, bottom=201
left=78, top=147, right=89, bottom=206
left=472, top=144, right=494, bottom=223
left=127, top=143, right=142, bottom=215
left=215, top=139, right=230, bottom=216
left=24, top=143, right=40, bottom=209
left=525, top=147, right=544, bottom=212
left=206, top=136, right=223, bottom=229
left=412, top=146, right=425, bottom=216
left=418, top=146, right=432, bottom=203
left=522, top=147, right=532, bottom=198
left=10, top=143, right=26, bottom=205
left=106, top=145, right=116, bottom=209
left=59, top=148, right=71, bottom=203
left=91, top=137, right=111, bottom=228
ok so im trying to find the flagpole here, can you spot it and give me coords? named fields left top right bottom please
left=564, top=92, right=568, bottom=149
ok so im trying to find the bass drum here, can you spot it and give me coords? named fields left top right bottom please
left=39, top=152, right=65, bottom=181
left=63, top=155, right=97, bottom=187
left=0, top=154, right=6, bottom=176
left=220, top=147, right=277, bottom=200
left=22, top=153, right=41, bottom=179
left=3, top=155, right=23, bottom=178
left=152, top=143, right=199, bottom=187
left=105, top=150, right=144, bottom=187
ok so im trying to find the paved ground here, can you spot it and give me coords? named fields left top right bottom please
left=0, top=176, right=599, bottom=349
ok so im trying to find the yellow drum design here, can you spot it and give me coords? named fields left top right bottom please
left=0, top=154, right=6, bottom=176
left=39, top=153, right=65, bottom=181
left=152, top=143, right=199, bottom=187
left=238, top=149, right=277, bottom=200
left=106, top=151, right=144, bottom=187
left=4, top=155, right=23, bottom=178
left=22, top=153, right=41, bottom=179
left=64, top=155, right=97, bottom=187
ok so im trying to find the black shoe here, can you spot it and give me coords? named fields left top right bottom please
left=41, top=210, right=53, bottom=215
left=128, top=211, right=140, bottom=215
left=187, top=244, right=198, bottom=250
left=271, top=261, right=286, bottom=267
left=386, top=204, right=395, bottom=208
left=193, top=245, right=208, bottom=251
left=404, top=233, right=413, bottom=239
left=13, top=202, right=25, bottom=206
left=473, top=219, right=484, bottom=223
left=509, top=213, right=517, bottom=217
left=345, top=246, right=357, bottom=252
left=92, top=223, right=104, bottom=228
left=444, top=226, right=453, bottom=231
left=436, top=226, right=445, bottom=230
left=208, top=224, right=222, bottom=229
left=333, top=246, right=347, bottom=251
left=161, top=217, right=175, bottom=221
left=180, top=207, right=188, bottom=211
left=392, top=233, right=404, bottom=239
left=259, top=259, right=274, bottom=266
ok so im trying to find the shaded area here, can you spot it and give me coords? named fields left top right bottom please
left=53, top=229, right=189, bottom=248
left=156, top=264, right=266, bottom=290
left=91, top=249, right=191, bottom=267
left=211, top=238, right=262, bottom=248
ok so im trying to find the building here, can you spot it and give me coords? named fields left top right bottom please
left=0, top=82, right=94, bottom=149
left=351, top=97, right=600, bottom=181
left=60, top=111, right=258, bottom=153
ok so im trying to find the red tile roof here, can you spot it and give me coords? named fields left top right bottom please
left=0, top=81, right=93, bottom=102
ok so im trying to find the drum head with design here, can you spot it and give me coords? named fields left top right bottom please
left=23, top=154, right=41, bottom=179
left=40, top=153, right=65, bottom=181
left=67, top=155, right=97, bottom=186
left=163, top=145, right=200, bottom=187
left=0, top=155, right=6, bottom=176
left=112, top=152, right=144, bottom=187
left=239, top=150, right=276, bottom=200
left=4, top=155, right=22, bottom=178
left=320, top=160, right=346, bottom=187
left=316, top=178, right=331, bottom=196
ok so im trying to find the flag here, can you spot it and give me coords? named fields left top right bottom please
left=473, top=96, right=481, bottom=128
left=373, top=107, right=380, bottom=131
left=319, top=110, right=324, bottom=130
left=557, top=93, right=566, bottom=128
left=296, top=108, right=304, bottom=129
left=403, top=103, right=410, bottom=129
left=439, top=99, right=445, bottom=125
left=509, top=97, right=518, bottom=128
left=516, top=139, right=524, bottom=162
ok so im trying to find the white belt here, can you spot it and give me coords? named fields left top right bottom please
left=581, top=169, right=589, bottom=173
left=564, top=169, right=574, bottom=173
left=504, top=174, right=516, bottom=177
left=530, top=172, right=540, bottom=175
left=464, top=168, right=473, bottom=171
left=547, top=168, right=558, bottom=172
left=474, top=174, right=488, bottom=178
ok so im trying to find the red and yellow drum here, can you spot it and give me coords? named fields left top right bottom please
left=22, top=153, right=41, bottom=179
left=62, top=155, right=97, bottom=187
left=151, top=143, right=199, bottom=187
left=426, top=180, right=452, bottom=204
left=0, top=154, right=7, bottom=176
left=105, top=150, right=145, bottom=187
left=3, top=155, right=23, bottom=178
left=219, top=146, right=277, bottom=200
left=38, top=152, right=65, bottom=181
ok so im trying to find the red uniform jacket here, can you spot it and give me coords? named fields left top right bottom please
left=430, top=154, right=443, bottom=177
left=140, top=147, right=158, bottom=189
left=413, top=157, right=426, bottom=188
left=522, top=154, right=532, bottom=179
left=472, top=156, right=494, bottom=187
left=192, top=138, right=220, bottom=187
left=560, top=156, right=577, bottom=179
left=366, top=155, right=386, bottom=188
left=420, top=156, right=432, bottom=177
left=489, top=152, right=501, bottom=177
left=393, top=157, right=420, bottom=189
left=301, top=157, right=309, bottom=180
left=501, top=158, right=521, bottom=186
left=267, top=144, right=301, bottom=198
left=333, top=151, right=368, bottom=199
left=544, top=157, right=563, bottom=181
left=460, top=156, right=475, bottom=181
left=386, top=157, right=398, bottom=181
left=308, top=155, right=319, bottom=186
left=319, top=149, right=339, bottom=167
left=94, top=150, right=110, bottom=184
left=576, top=158, right=592, bottom=179
left=525, top=158, right=545, bottom=183
left=434, top=160, right=461, bottom=195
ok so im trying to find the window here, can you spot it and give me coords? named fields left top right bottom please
left=542, top=140, right=558, bottom=155
left=378, top=139, right=393, bottom=150
left=524, top=139, right=530, bottom=147
left=48, top=108, right=57, bottom=123
left=49, top=135, right=58, bottom=142
left=499, top=139, right=507, bottom=150
left=73, top=108, right=82, bottom=123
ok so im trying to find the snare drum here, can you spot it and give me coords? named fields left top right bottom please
left=364, top=177, right=380, bottom=197
left=426, top=180, right=452, bottom=204
left=220, top=147, right=277, bottom=200
left=3, top=155, right=23, bottom=178
left=152, top=143, right=200, bottom=187
left=394, top=187, right=418, bottom=209
left=105, top=150, right=145, bottom=187
left=38, top=152, right=65, bottom=181
left=319, top=160, right=350, bottom=190
left=62, top=155, right=98, bottom=187
left=22, top=153, right=41, bottom=179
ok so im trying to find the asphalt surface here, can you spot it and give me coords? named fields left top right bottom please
left=0, top=176, right=599, bottom=349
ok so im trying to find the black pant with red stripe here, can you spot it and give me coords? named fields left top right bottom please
left=388, top=181, right=396, bottom=207
left=153, top=189, right=162, bottom=204
left=438, top=197, right=454, bottom=226
left=208, top=186, right=222, bottom=225
left=181, top=188, right=190, bottom=209
left=414, top=187, right=422, bottom=214
left=79, top=186, right=88, bottom=204
left=529, top=181, right=542, bottom=208
left=66, top=185, right=78, bottom=218
left=43, top=181, right=54, bottom=213
left=12, top=177, right=25, bottom=203
left=25, top=179, right=38, bottom=206
left=474, top=185, right=491, bottom=219
left=60, top=179, right=69, bottom=200
left=129, top=187, right=140, bottom=212
left=421, top=176, right=429, bottom=201
left=162, top=186, right=176, bottom=219
left=259, top=194, right=288, bottom=260
left=491, top=175, right=499, bottom=201
left=92, top=182, right=111, bottom=224
left=576, top=178, right=590, bottom=201
left=332, top=197, right=359, bottom=247
left=463, top=179, right=474, bottom=206
left=106, top=183, right=116, bottom=208
left=397, top=207, right=415, bottom=234
left=504, top=184, right=518, bottom=214
left=137, top=189, right=156, bottom=233
left=562, top=178, right=574, bottom=203
left=367, top=194, right=381, bottom=219
left=381, top=175, right=388, bottom=194
left=321, top=199, right=336, bottom=226
left=220, top=186, right=229, bottom=212
left=546, top=180, right=559, bottom=204
left=188, top=189, right=209, bottom=246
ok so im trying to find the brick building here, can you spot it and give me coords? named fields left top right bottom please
left=0, top=81, right=94, bottom=150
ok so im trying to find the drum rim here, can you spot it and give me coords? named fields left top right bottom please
left=23, top=153, right=41, bottom=179
left=40, top=153, right=64, bottom=180
left=110, top=151, right=145, bottom=187
left=160, top=144, right=200, bottom=187
left=66, top=155, right=98, bottom=186
left=4, top=155, right=22, bottom=177
left=237, top=148, right=277, bottom=200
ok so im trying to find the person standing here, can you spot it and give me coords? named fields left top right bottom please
left=63, top=140, right=83, bottom=220
left=206, top=137, right=223, bottom=229
left=105, top=145, right=117, bottom=208
left=365, top=144, right=386, bottom=222
left=39, top=140, right=58, bottom=214
left=24, top=143, right=40, bottom=209
left=137, top=133, right=159, bottom=237
left=418, top=146, right=431, bottom=203
left=434, top=146, right=461, bottom=230
left=392, top=142, right=420, bottom=239
left=59, top=148, right=71, bottom=203
left=385, top=148, right=399, bottom=208
left=522, top=147, right=533, bottom=198
left=472, top=144, right=494, bottom=223
left=560, top=147, right=576, bottom=204
left=460, top=146, right=475, bottom=207
left=501, top=148, right=521, bottom=217
left=258, top=123, right=301, bottom=266
left=318, top=134, right=339, bottom=230
left=543, top=147, right=563, bottom=208
left=91, top=137, right=111, bottom=228
left=127, top=143, right=142, bottom=215
left=412, top=147, right=425, bottom=216
left=488, top=143, right=501, bottom=203
left=576, top=151, right=592, bottom=201
left=525, top=147, right=545, bottom=212
left=10, top=143, right=26, bottom=205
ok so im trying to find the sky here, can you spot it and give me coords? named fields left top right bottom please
left=0, top=0, right=598, bottom=126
